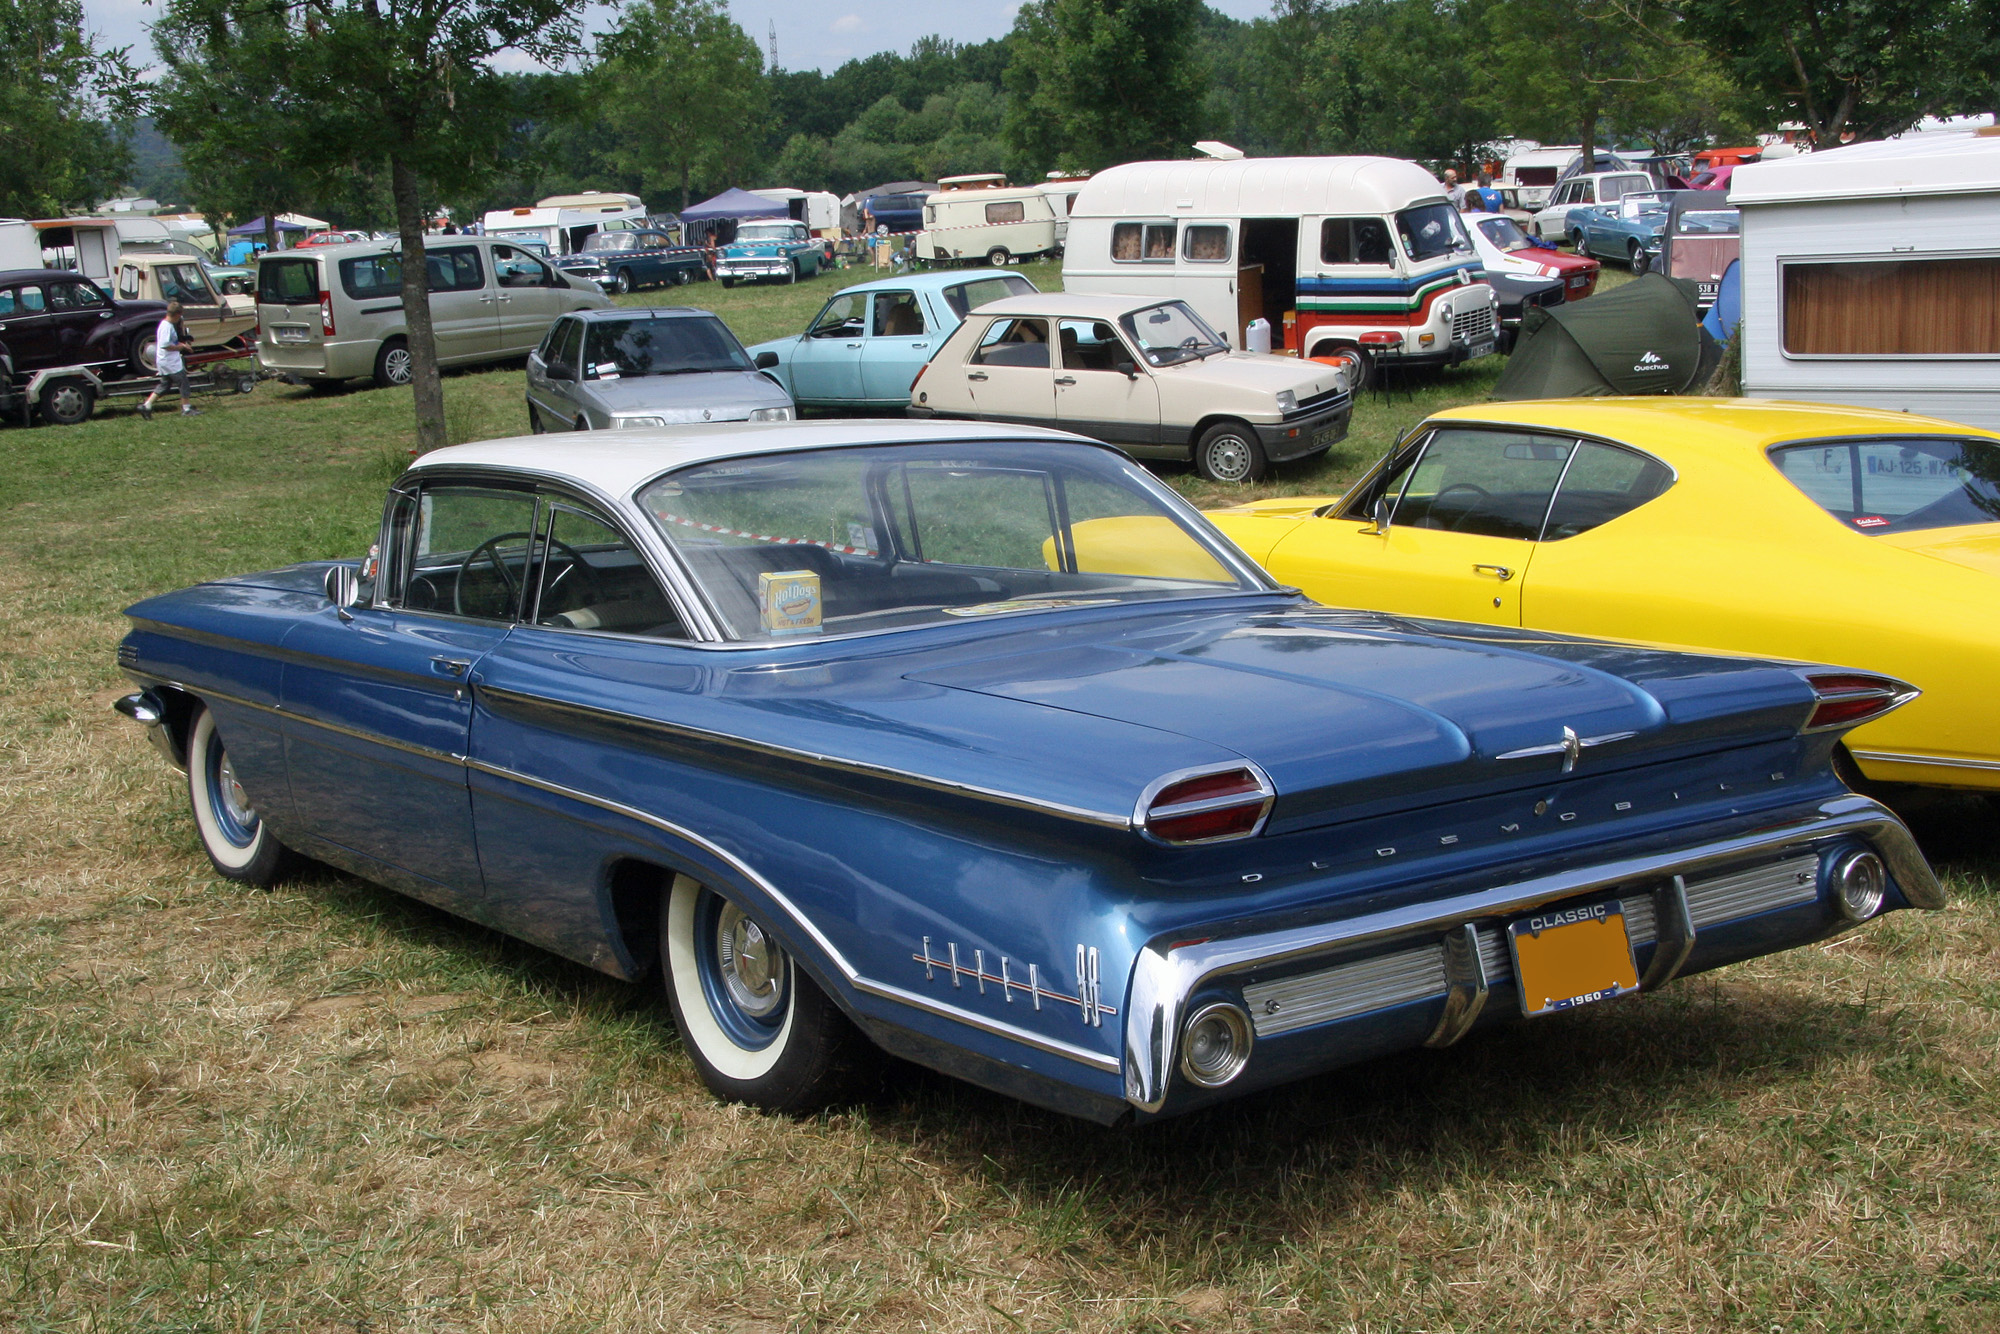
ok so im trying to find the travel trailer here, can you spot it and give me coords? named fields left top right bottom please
left=751, top=188, right=840, bottom=236
left=913, top=176, right=1061, bottom=267
left=1731, top=129, right=2000, bottom=428
left=481, top=192, right=646, bottom=256
left=1500, top=146, right=1581, bottom=209
left=1062, top=156, right=1498, bottom=384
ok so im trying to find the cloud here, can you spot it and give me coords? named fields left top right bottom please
left=830, top=14, right=862, bottom=31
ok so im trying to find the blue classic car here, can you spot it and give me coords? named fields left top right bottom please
left=112, top=423, right=1942, bottom=1123
left=1568, top=192, right=1683, bottom=273
left=747, top=271, right=1037, bottom=411
left=716, top=220, right=824, bottom=287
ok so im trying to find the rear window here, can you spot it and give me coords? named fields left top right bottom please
left=339, top=254, right=403, bottom=301
left=258, top=257, right=320, bottom=304
left=942, top=274, right=1034, bottom=319
left=1772, top=437, right=2000, bottom=534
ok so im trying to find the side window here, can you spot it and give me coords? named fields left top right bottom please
left=557, top=317, right=585, bottom=370
left=426, top=246, right=485, bottom=293
left=809, top=294, right=863, bottom=338
left=16, top=285, right=47, bottom=313
left=1542, top=441, right=1674, bottom=539
left=972, top=317, right=1051, bottom=368
left=394, top=485, right=541, bottom=620
left=538, top=318, right=569, bottom=363
left=1112, top=222, right=1176, bottom=262
left=1183, top=225, right=1231, bottom=262
left=984, top=200, right=1026, bottom=225
left=0, top=289, right=13, bottom=315
left=1058, top=319, right=1134, bottom=372
left=1321, top=218, right=1393, bottom=265
left=50, top=282, right=105, bottom=310
left=532, top=503, right=685, bottom=638
left=871, top=291, right=925, bottom=337
left=1391, top=428, right=1577, bottom=540
left=494, top=244, right=554, bottom=288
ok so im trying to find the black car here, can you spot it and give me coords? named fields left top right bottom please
left=1486, top=270, right=1567, bottom=354
left=0, top=269, right=166, bottom=423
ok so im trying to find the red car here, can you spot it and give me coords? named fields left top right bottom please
left=1467, top=213, right=1601, bottom=301
left=296, top=230, right=368, bottom=248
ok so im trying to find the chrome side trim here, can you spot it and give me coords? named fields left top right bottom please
left=1851, top=748, right=2000, bottom=774
left=464, top=758, right=1120, bottom=1073
left=1423, top=923, right=1489, bottom=1048
left=476, top=683, right=1132, bottom=830
left=123, top=672, right=468, bottom=769
left=1122, top=795, right=1942, bottom=1112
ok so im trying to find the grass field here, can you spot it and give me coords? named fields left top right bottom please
left=2, top=259, right=1996, bottom=1332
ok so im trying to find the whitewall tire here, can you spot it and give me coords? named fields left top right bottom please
left=186, top=705, right=293, bottom=885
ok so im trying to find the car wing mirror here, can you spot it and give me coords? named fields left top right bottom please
left=1369, top=495, right=1392, bottom=535
left=754, top=350, right=779, bottom=370
left=548, top=359, right=575, bottom=381
left=324, top=564, right=362, bottom=621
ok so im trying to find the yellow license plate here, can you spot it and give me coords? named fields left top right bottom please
left=1508, top=901, right=1640, bottom=1017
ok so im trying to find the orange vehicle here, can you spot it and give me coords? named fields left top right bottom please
left=1691, top=148, right=1761, bottom=172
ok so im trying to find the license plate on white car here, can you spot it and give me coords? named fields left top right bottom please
left=271, top=325, right=311, bottom=344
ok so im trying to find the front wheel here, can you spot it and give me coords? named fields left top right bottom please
left=719, top=277, right=735, bottom=290
left=39, top=379, right=94, bottom=426
left=614, top=268, right=634, bottom=295
left=373, top=337, right=412, bottom=388
left=1194, top=420, right=1268, bottom=484
left=662, top=875, right=863, bottom=1112
left=186, top=704, right=295, bottom=885
left=1628, top=241, right=1651, bottom=275
left=786, top=262, right=798, bottom=285
left=527, top=400, right=546, bottom=434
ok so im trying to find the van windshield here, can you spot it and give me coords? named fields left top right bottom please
left=1395, top=203, right=1474, bottom=263
left=1120, top=301, right=1227, bottom=366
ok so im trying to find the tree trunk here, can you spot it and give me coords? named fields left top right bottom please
left=390, top=155, right=447, bottom=455
left=1579, top=98, right=1598, bottom=186
left=263, top=209, right=278, bottom=256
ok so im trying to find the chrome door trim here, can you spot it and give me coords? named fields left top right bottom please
left=1850, top=748, right=2000, bottom=773
left=123, top=670, right=467, bottom=768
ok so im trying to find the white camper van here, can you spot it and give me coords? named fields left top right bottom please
left=1061, top=156, right=1498, bottom=384
left=1500, top=145, right=1581, bottom=209
left=751, top=188, right=840, bottom=236
left=481, top=192, right=646, bottom=257
left=913, top=175, right=1061, bottom=267
left=1731, top=130, right=2000, bottom=428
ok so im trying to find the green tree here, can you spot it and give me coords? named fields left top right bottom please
left=1004, top=0, right=1209, bottom=173
left=1484, top=0, right=1683, bottom=171
left=596, top=0, right=768, bottom=210
left=1677, top=0, right=1985, bottom=144
left=0, top=0, right=141, bottom=217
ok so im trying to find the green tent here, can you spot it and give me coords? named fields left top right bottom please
left=1492, top=273, right=1721, bottom=400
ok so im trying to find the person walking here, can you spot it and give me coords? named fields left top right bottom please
left=138, top=301, right=196, bottom=420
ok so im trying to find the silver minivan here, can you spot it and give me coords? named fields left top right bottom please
left=255, top=237, right=611, bottom=387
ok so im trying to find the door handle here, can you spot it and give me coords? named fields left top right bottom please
left=1055, top=375, right=1077, bottom=386
left=911, top=342, right=928, bottom=348
left=1472, top=564, right=1514, bottom=581
left=846, top=341, right=862, bottom=348
left=967, top=370, right=988, bottom=381
left=430, top=656, right=471, bottom=677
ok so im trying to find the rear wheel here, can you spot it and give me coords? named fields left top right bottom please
left=673, top=267, right=692, bottom=286
left=986, top=247, right=1010, bottom=267
left=132, top=333, right=159, bottom=376
left=1194, top=419, right=1267, bottom=484
left=662, top=874, right=863, bottom=1112
left=186, top=704, right=295, bottom=885
left=39, top=379, right=93, bottom=426
left=1317, top=345, right=1373, bottom=394
left=373, top=337, right=412, bottom=388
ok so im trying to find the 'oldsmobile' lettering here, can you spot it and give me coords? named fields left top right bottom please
left=1526, top=902, right=1611, bottom=934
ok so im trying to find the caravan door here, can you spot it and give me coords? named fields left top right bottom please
left=1171, top=222, right=1242, bottom=346
left=74, top=227, right=112, bottom=279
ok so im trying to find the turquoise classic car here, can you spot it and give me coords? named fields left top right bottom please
left=715, top=220, right=824, bottom=287
left=746, top=270, right=1037, bottom=410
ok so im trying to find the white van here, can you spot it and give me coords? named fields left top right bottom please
left=1061, top=156, right=1499, bottom=386
left=481, top=192, right=646, bottom=257
left=913, top=175, right=1061, bottom=267
left=1500, top=146, right=1581, bottom=209
left=255, top=236, right=610, bottom=388
left=751, top=188, right=841, bottom=236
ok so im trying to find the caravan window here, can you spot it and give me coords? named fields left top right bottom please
left=1112, top=222, right=1177, bottom=262
left=1321, top=218, right=1394, bottom=266
left=1182, top=226, right=1231, bottom=263
left=984, top=200, right=1026, bottom=225
left=1783, top=257, right=2000, bottom=356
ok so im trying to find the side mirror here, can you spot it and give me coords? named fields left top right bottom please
left=1371, top=495, right=1392, bottom=535
left=324, top=564, right=362, bottom=620
left=754, top=351, right=779, bottom=370
left=547, top=359, right=575, bottom=382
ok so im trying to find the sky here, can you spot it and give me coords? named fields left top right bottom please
left=89, top=0, right=1278, bottom=74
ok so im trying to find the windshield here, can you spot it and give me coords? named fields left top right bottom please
left=584, top=232, right=640, bottom=252
left=639, top=441, right=1256, bottom=640
left=1476, top=216, right=1535, bottom=252
left=736, top=223, right=797, bottom=243
left=1772, top=437, right=2000, bottom=535
left=1120, top=301, right=1227, bottom=366
left=1674, top=209, right=1740, bottom=236
left=1395, top=202, right=1474, bottom=263
left=581, top=316, right=753, bottom=378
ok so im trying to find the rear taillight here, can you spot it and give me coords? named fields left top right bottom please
left=319, top=292, right=335, bottom=336
left=1800, top=672, right=1917, bottom=732
left=1140, top=766, right=1272, bottom=844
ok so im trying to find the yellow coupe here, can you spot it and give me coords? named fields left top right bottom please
left=1210, top=399, right=2000, bottom=793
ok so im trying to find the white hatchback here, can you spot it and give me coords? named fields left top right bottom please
left=908, top=293, right=1352, bottom=483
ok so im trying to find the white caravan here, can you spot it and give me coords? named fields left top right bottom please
left=913, top=175, right=1061, bottom=267
left=1500, top=146, right=1581, bottom=209
left=1731, top=130, right=2000, bottom=428
left=751, top=188, right=840, bottom=236
left=482, top=192, right=646, bottom=257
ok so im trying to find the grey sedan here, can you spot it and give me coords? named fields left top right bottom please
left=527, top=308, right=795, bottom=432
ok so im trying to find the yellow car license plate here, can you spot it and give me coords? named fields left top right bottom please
left=1508, top=901, right=1640, bottom=1017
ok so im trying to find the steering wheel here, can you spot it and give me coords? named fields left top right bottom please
left=454, top=532, right=599, bottom=618
left=1431, top=482, right=1492, bottom=531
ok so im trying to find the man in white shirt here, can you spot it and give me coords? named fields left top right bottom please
left=138, top=301, right=196, bottom=420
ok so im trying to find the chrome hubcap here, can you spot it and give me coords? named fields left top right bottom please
left=218, top=753, right=256, bottom=828
left=716, top=902, right=783, bottom=1018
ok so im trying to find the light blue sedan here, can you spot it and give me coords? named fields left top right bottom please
left=747, top=270, right=1037, bottom=411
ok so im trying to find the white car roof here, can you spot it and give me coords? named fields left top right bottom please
left=405, top=420, right=1095, bottom=500
left=1071, top=156, right=1445, bottom=219
left=1730, top=130, right=2000, bottom=205
left=956, top=292, right=1187, bottom=322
